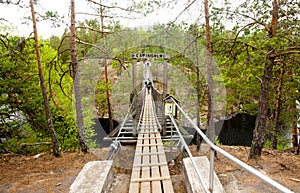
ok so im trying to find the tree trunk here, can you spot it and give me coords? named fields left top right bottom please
left=249, top=52, right=275, bottom=159
left=291, top=101, right=298, bottom=153
left=70, top=0, right=88, bottom=152
left=272, top=63, right=285, bottom=149
left=297, top=128, right=300, bottom=155
left=249, top=0, right=279, bottom=159
left=100, top=0, right=113, bottom=132
left=30, top=0, right=59, bottom=157
left=204, top=0, right=215, bottom=143
left=196, top=39, right=201, bottom=151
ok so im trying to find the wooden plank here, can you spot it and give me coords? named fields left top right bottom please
left=141, top=134, right=150, bottom=193
left=135, top=152, right=165, bottom=156
left=130, top=92, right=174, bottom=193
left=138, top=131, right=159, bottom=134
left=157, top=136, right=174, bottom=193
left=138, top=136, right=161, bottom=140
left=132, top=162, right=168, bottom=168
left=129, top=134, right=143, bottom=193
left=131, top=177, right=171, bottom=183
left=150, top=132, right=162, bottom=193
left=136, top=144, right=163, bottom=147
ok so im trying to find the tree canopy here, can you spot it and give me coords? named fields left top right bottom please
left=0, top=0, right=299, bottom=156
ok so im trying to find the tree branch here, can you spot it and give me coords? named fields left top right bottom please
left=76, top=39, right=105, bottom=53
left=275, top=50, right=300, bottom=57
left=167, top=0, right=197, bottom=26
left=230, top=22, right=256, bottom=52
left=59, top=69, right=73, bottom=101
left=75, top=12, right=137, bottom=20
left=21, top=142, right=52, bottom=147
left=86, top=0, right=138, bottom=13
left=75, top=26, right=123, bottom=35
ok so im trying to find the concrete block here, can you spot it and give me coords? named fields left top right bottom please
left=183, top=156, right=225, bottom=193
left=70, top=160, right=113, bottom=193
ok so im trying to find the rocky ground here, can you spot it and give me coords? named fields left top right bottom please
left=1, top=144, right=300, bottom=193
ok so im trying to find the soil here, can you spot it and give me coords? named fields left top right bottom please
left=1, top=145, right=300, bottom=193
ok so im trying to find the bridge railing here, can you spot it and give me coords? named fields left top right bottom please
left=106, top=91, right=138, bottom=160
left=135, top=88, right=146, bottom=134
left=150, top=94, right=163, bottom=131
left=169, top=97, right=294, bottom=193
left=168, top=114, right=210, bottom=193
left=105, top=104, right=132, bottom=160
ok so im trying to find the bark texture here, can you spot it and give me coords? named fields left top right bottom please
left=204, top=0, right=215, bottom=143
left=30, top=0, right=60, bottom=157
left=272, top=63, right=285, bottom=149
left=100, top=0, right=113, bottom=132
left=249, top=51, right=275, bottom=159
left=70, top=0, right=88, bottom=152
left=249, top=0, right=279, bottom=159
left=292, top=102, right=299, bottom=154
left=196, top=40, right=201, bottom=151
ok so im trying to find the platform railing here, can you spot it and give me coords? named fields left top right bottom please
left=169, top=97, right=294, bottom=193
left=169, top=114, right=210, bottom=193
left=150, top=94, right=163, bottom=131
left=133, top=87, right=146, bottom=135
left=106, top=101, right=133, bottom=160
left=106, top=89, right=140, bottom=160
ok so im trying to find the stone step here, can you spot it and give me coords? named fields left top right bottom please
left=70, top=160, right=114, bottom=193
left=183, top=156, right=225, bottom=193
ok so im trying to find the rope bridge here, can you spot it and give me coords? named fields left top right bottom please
left=129, top=91, right=174, bottom=193
left=70, top=57, right=294, bottom=193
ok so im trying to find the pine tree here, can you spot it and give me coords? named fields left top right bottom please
left=30, top=0, right=60, bottom=157
left=70, top=0, right=88, bottom=152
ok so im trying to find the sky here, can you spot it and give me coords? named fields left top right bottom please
left=0, top=0, right=210, bottom=39
left=1, top=0, right=84, bottom=38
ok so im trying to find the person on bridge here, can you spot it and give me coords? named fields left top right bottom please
left=145, top=79, right=152, bottom=94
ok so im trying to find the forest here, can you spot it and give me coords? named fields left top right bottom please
left=0, top=0, right=299, bottom=161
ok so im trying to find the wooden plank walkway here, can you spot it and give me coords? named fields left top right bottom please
left=129, top=92, right=174, bottom=193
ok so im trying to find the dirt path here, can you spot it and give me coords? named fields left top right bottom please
left=1, top=145, right=300, bottom=193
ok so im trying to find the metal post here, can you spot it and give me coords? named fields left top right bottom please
left=170, top=124, right=173, bottom=163
left=132, top=58, right=137, bottom=91
left=163, top=58, right=168, bottom=136
left=169, top=104, right=174, bottom=165
left=169, top=114, right=210, bottom=193
left=163, top=58, right=168, bottom=96
left=131, top=55, right=137, bottom=136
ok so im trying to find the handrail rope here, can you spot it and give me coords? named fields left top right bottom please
left=150, top=91, right=163, bottom=131
left=144, top=60, right=163, bottom=128
left=106, top=87, right=146, bottom=160
left=114, top=86, right=146, bottom=142
left=136, top=86, right=146, bottom=132
left=136, top=84, right=146, bottom=96
left=151, top=82, right=163, bottom=95
left=170, top=97, right=294, bottom=193
left=114, top=101, right=135, bottom=142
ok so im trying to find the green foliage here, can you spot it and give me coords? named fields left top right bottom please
left=211, top=0, right=300, bottom=151
left=0, top=34, right=81, bottom=153
left=82, top=97, right=97, bottom=148
left=1, top=37, right=47, bottom=135
left=1, top=124, right=52, bottom=154
left=1, top=0, right=299, bottom=155
left=264, top=138, right=290, bottom=150
left=215, top=137, right=222, bottom=145
left=95, top=80, right=111, bottom=117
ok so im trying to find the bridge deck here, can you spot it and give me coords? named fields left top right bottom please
left=129, top=93, right=174, bottom=193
